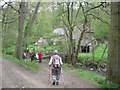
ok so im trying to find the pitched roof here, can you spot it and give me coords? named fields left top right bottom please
left=53, top=28, right=65, bottom=35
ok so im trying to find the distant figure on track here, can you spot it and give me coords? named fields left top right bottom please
left=22, top=52, right=27, bottom=59
left=49, top=50, right=63, bottom=85
left=38, top=52, right=43, bottom=63
left=29, top=51, right=35, bottom=62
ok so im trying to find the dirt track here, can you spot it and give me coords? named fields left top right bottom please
left=1, top=56, right=98, bottom=88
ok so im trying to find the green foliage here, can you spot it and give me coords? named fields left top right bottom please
left=2, top=54, right=42, bottom=71
left=76, top=69, right=119, bottom=88
left=2, top=46, right=15, bottom=53
left=21, top=60, right=41, bottom=71
left=63, top=63, right=105, bottom=87
left=62, top=62, right=120, bottom=88
left=75, top=69, right=105, bottom=85
left=101, top=81, right=120, bottom=88
left=63, top=63, right=119, bottom=88
left=90, top=6, right=110, bottom=42
left=91, top=19, right=109, bottom=41
left=28, top=45, right=53, bottom=52
left=27, top=33, right=67, bottom=53
left=78, top=44, right=108, bottom=62
left=2, top=5, right=18, bottom=48
left=63, top=66, right=74, bottom=70
left=27, top=44, right=66, bottom=54
left=63, top=63, right=75, bottom=70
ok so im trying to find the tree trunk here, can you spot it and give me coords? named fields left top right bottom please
left=15, top=2, right=26, bottom=59
left=75, top=29, right=86, bottom=59
left=91, top=42, right=95, bottom=61
left=66, top=2, right=75, bottom=64
left=100, top=44, right=108, bottom=61
left=23, top=2, right=40, bottom=48
left=24, top=2, right=40, bottom=38
left=107, top=2, right=120, bottom=84
left=70, top=27, right=76, bottom=65
left=69, top=27, right=74, bottom=63
left=75, top=5, right=88, bottom=61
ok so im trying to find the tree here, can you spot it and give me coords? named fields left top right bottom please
left=24, top=2, right=40, bottom=48
left=1, top=2, right=19, bottom=48
left=90, top=5, right=110, bottom=43
left=58, top=2, right=107, bottom=65
left=58, top=2, right=84, bottom=64
left=107, top=2, right=120, bottom=84
left=15, top=2, right=26, bottom=59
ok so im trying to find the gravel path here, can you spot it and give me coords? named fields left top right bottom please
left=1, top=56, right=98, bottom=88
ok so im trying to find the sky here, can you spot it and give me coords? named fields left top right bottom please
left=0, top=0, right=10, bottom=7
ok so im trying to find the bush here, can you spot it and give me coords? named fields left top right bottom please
left=2, top=46, right=15, bottom=54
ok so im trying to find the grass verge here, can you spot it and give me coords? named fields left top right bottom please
left=78, top=44, right=108, bottom=62
left=2, top=54, right=42, bottom=71
left=63, top=64, right=119, bottom=88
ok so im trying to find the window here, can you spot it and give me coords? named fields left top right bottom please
left=81, top=46, right=90, bottom=53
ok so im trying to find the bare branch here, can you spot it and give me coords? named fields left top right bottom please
left=67, top=2, right=71, bottom=27
left=57, top=2, right=64, bottom=5
left=3, top=1, right=20, bottom=13
left=82, top=39, right=96, bottom=49
left=99, top=7, right=111, bottom=17
left=85, top=2, right=105, bottom=13
left=64, top=27, right=70, bottom=39
left=24, top=2, right=40, bottom=38
left=58, top=10, right=67, bottom=16
left=1, top=5, right=9, bottom=30
left=71, top=2, right=74, bottom=27
left=0, top=3, right=7, bottom=10
left=75, top=2, right=82, bottom=19
left=61, top=15, right=69, bottom=29
left=76, top=25, right=82, bottom=31
left=1, top=18, right=18, bottom=24
left=7, top=3, right=20, bottom=13
left=81, top=4, right=88, bottom=29
left=75, top=4, right=88, bottom=56
left=73, top=2, right=82, bottom=27
left=88, top=13, right=109, bottom=24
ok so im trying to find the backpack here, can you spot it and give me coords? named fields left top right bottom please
left=52, top=55, right=61, bottom=68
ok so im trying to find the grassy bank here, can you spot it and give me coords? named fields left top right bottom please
left=75, top=69, right=119, bottom=88
left=2, top=54, right=42, bottom=71
left=78, top=44, right=108, bottom=63
left=63, top=63, right=119, bottom=88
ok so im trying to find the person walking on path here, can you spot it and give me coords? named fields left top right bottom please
left=38, top=52, right=43, bottom=63
left=49, top=50, right=63, bottom=85
left=28, top=51, right=35, bottom=61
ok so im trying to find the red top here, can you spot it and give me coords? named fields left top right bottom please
left=28, top=52, right=32, bottom=55
left=38, top=53, right=42, bottom=59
